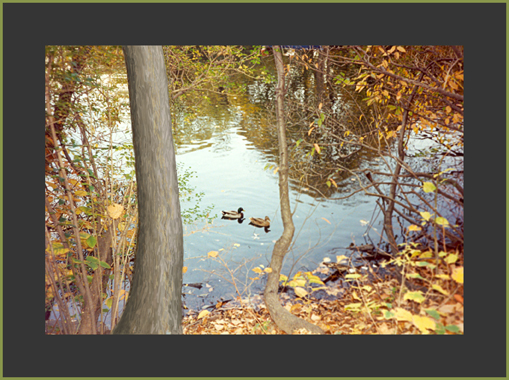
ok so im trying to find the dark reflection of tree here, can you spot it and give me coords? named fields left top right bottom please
left=170, top=48, right=382, bottom=201
left=231, top=52, right=380, bottom=200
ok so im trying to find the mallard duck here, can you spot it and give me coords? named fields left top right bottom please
left=221, top=207, right=245, bottom=219
left=249, top=216, right=271, bottom=228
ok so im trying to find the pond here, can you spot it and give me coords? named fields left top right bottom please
left=175, top=89, right=386, bottom=312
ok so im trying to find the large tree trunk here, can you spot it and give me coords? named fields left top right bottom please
left=263, top=46, right=324, bottom=335
left=113, top=46, right=184, bottom=334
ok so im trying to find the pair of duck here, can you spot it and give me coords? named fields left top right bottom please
left=221, top=207, right=271, bottom=228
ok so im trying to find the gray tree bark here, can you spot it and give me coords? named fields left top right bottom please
left=263, top=46, right=324, bottom=335
left=113, top=46, right=184, bottom=334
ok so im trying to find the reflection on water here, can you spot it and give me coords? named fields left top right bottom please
left=175, top=88, right=383, bottom=311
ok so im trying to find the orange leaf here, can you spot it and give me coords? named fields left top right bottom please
left=207, top=251, right=219, bottom=257
left=321, top=217, right=331, bottom=224
left=453, top=294, right=464, bottom=304
left=182, top=266, right=188, bottom=274
left=313, top=143, right=321, bottom=154
left=107, top=203, right=124, bottom=219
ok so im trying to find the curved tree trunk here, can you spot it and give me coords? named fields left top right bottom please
left=263, top=46, right=324, bottom=335
left=113, top=46, right=184, bottom=334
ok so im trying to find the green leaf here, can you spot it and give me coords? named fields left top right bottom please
left=422, top=182, right=437, bottom=193
left=105, top=297, right=113, bottom=309
left=445, top=325, right=460, bottom=333
left=406, top=273, right=424, bottom=280
left=425, top=309, right=441, bottom=320
left=99, top=261, right=111, bottom=269
left=87, top=235, right=97, bottom=248
left=417, top=261, right=436, bottom=269
left=85, top=256, right=99, bottom=270
left=435, top=323, right=446, bottom=335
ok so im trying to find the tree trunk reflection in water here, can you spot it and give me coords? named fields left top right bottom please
left=263, top=46, right=324, bottom=335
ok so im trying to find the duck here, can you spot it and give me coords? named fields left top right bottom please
left=249, top=216, right=271, bottom=228
left=221, top=207, right=245, bottom=219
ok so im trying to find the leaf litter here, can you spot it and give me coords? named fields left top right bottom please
left=182, top=256, right=464, bottom=335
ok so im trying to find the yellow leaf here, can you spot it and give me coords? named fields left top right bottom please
left=107, top=203, right=124, bottom=219
left=273, top=167, right=279, bottom=175
left=75, top=190, right=88, bottom=197
left=432, top=284, right=449, bottom=295
left=394, top=308, right=413, bottom=322
left=412, top=315, right=435, bottom=333
left=182, top=266, right=188, bottom=274
left=451, top=266, right=463, bottom=284
left=434, top=274, right=450, bottom=280
left=419, top=250, right=433, bottom=259
left=294, top=287, right=308, bottom=298
left=197, top=310, right=210, bottom=319
left=408, top=224, right=421, bottom=232
left=264, top=267, right=273, bottom=273
left=207, top=251, right=219, bottom=257
left=252, top=267, right=262, bottom=273
left=396, top=46, right=406, bottom=53
left=387, top=45, right=396, bottom=54
left=445, top=106, right=452, bottom=114
left=422, top=182, right=436, bottom=193
left=321, top=217, right=331, bottom=224
left=352, top=291, right=361, bottom=301
left=336, top=255, right=348, bottom=264
left=420, top=211, right=433, bottom=221
left=289, top=279, right=307, bottom=287
left=404, top=291, right=425, bottom=303
left=118, top=222, right=127, bottom=232
left=444, top=253, right=458, bottom=264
